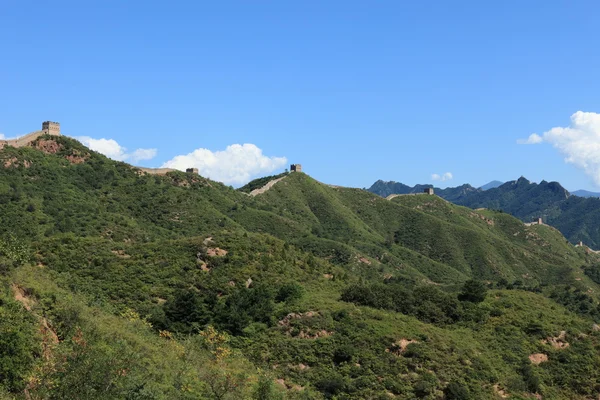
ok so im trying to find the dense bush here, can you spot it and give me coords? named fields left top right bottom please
left=0, top=297, right=38, bottom=392
left=458, top=279, right=488, bottom=303
left=0, top=235, right=31, bottom=274
left=275, top=282, right=305, bottom=303
left=443, top=382, right=471, bottom=400
left=583, top=264, right=600, bottom=284
left=340, top=282, right=465, bottom=324
left=550, top=285, right=600, bottom=320
left=215, top=285, right=276, bottom=335
left=163, top=288, right=213, bottom=334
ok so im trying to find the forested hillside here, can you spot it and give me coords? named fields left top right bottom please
left=369, top=178, right=600, bottom=249
left=2, top=135, right=600, bottom=399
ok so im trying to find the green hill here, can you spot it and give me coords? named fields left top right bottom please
left=368, top=177, right=600, bottom=249
left=2, top=135, right=600, bottom=399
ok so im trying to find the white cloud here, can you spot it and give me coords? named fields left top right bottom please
left=161, top=143, right=287, bottom=186
left=517, top=133, right=543, bottom=144
left=0, top=133, right=5, bottom=140
left=519, top=111, right=600, bottom=185
left=431, top=172, right=453, bottom=182
left=129, top=148, right=159, bottom=163
left=77, top=136, right=157, bottom=163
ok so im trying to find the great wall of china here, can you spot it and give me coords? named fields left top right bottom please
left=0, top=121, right=62, bottom=150
left=1, top=121, right=184, bottom=176
left=4, top=122, right=594, bottom=252
left=2, top=121, right=598, bottom=255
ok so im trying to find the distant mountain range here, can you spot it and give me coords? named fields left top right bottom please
left=572, top=189, right=600, bottom=198
left=369, top=177, right=600, bottom=248
left=479, top=180, right=504, bottom=190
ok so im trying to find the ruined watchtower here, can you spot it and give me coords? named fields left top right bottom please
left=290, top=164, right=302, bottom=173
left=186, top=168, right=199, bottom=174
left=41, top=121, right=61, bottom=136
left=424, top=188, right=434, bottom=195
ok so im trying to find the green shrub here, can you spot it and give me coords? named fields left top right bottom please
left=443, top=381, right=471, bottom=400
left=0, top=297, right=38, bottom=392
left=163, top=289, right=212, bottom=334
left=275, top=282, right=305, bottom=303
left=253, top=374, right=284, bottom=400
left=315, top=373, right=347, bottom=398
left=215, top=284, right=276, bottom=335
left=413, top=372, right=437, bottom=398
left=458, top=279, right=488, bottom=303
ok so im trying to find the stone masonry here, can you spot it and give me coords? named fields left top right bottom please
left=0, top=121, right=62, bottom=150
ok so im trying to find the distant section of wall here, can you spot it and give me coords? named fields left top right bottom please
left=0, top=131, right=50, bottom=150
left=0, top=121, right=62, bottom=150
left=386, top=193, right=430, bottom=200
left=136, top=167, right=177, bottom=175
left=249, top=175, right=287, bottom=196
left=1, top=123, right=178, bottom=177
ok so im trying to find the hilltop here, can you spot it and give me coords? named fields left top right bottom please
left=480, top=180, right=504, bottom=190
left=2, top=135, right=600, bottom=398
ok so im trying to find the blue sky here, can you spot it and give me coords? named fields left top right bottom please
left=2, top=1, right=600, bottom=190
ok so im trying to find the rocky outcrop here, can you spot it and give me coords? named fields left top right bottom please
left=528, top=353, right=548, bottom=365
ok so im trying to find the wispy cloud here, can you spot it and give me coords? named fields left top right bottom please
left=517, top=133, right=543, bottom=144
left=0, top=133, right=5, bottom=140
left=518, top=111, right=600, bottom=185
left=431, top=172, right=453, bottom=182
left=161, top=143, right=287, bottom=186
left=77, top=136, right=157, bottom=163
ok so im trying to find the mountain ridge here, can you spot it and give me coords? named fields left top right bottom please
left=572, top=189, right=600, bottom=198
left=368, top=177, right=600, bottom=248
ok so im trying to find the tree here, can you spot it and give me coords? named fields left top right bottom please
left=458, top=280, right=488, bottom=303
left=253, top=374, right=284, bottom=400
left=444, top=381, right=471, bottom=400
left=275, top=283, right=304, bottom=303
left=215, top=285, right=275, bottom=335
left=164, top=289, right=212, bottom=333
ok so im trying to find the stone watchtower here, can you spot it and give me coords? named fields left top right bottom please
left=424, top=188, right=434, bottom=195
left=290, top=164, right=302, bottom=172
left=41, top=121, right=61, bottom=136
left=186, top=168, right=199, bottom=174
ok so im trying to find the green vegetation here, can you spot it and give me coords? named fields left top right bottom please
left=1, top=136, right=600, bottom=398
left=369, top=177, right=600, bottom=249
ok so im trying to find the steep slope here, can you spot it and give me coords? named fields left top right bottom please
left=3, top=136, right=600, bottom=399
left=251, top=173, right=588, bottom=285
left=1, top=265, right=271, bottom=399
